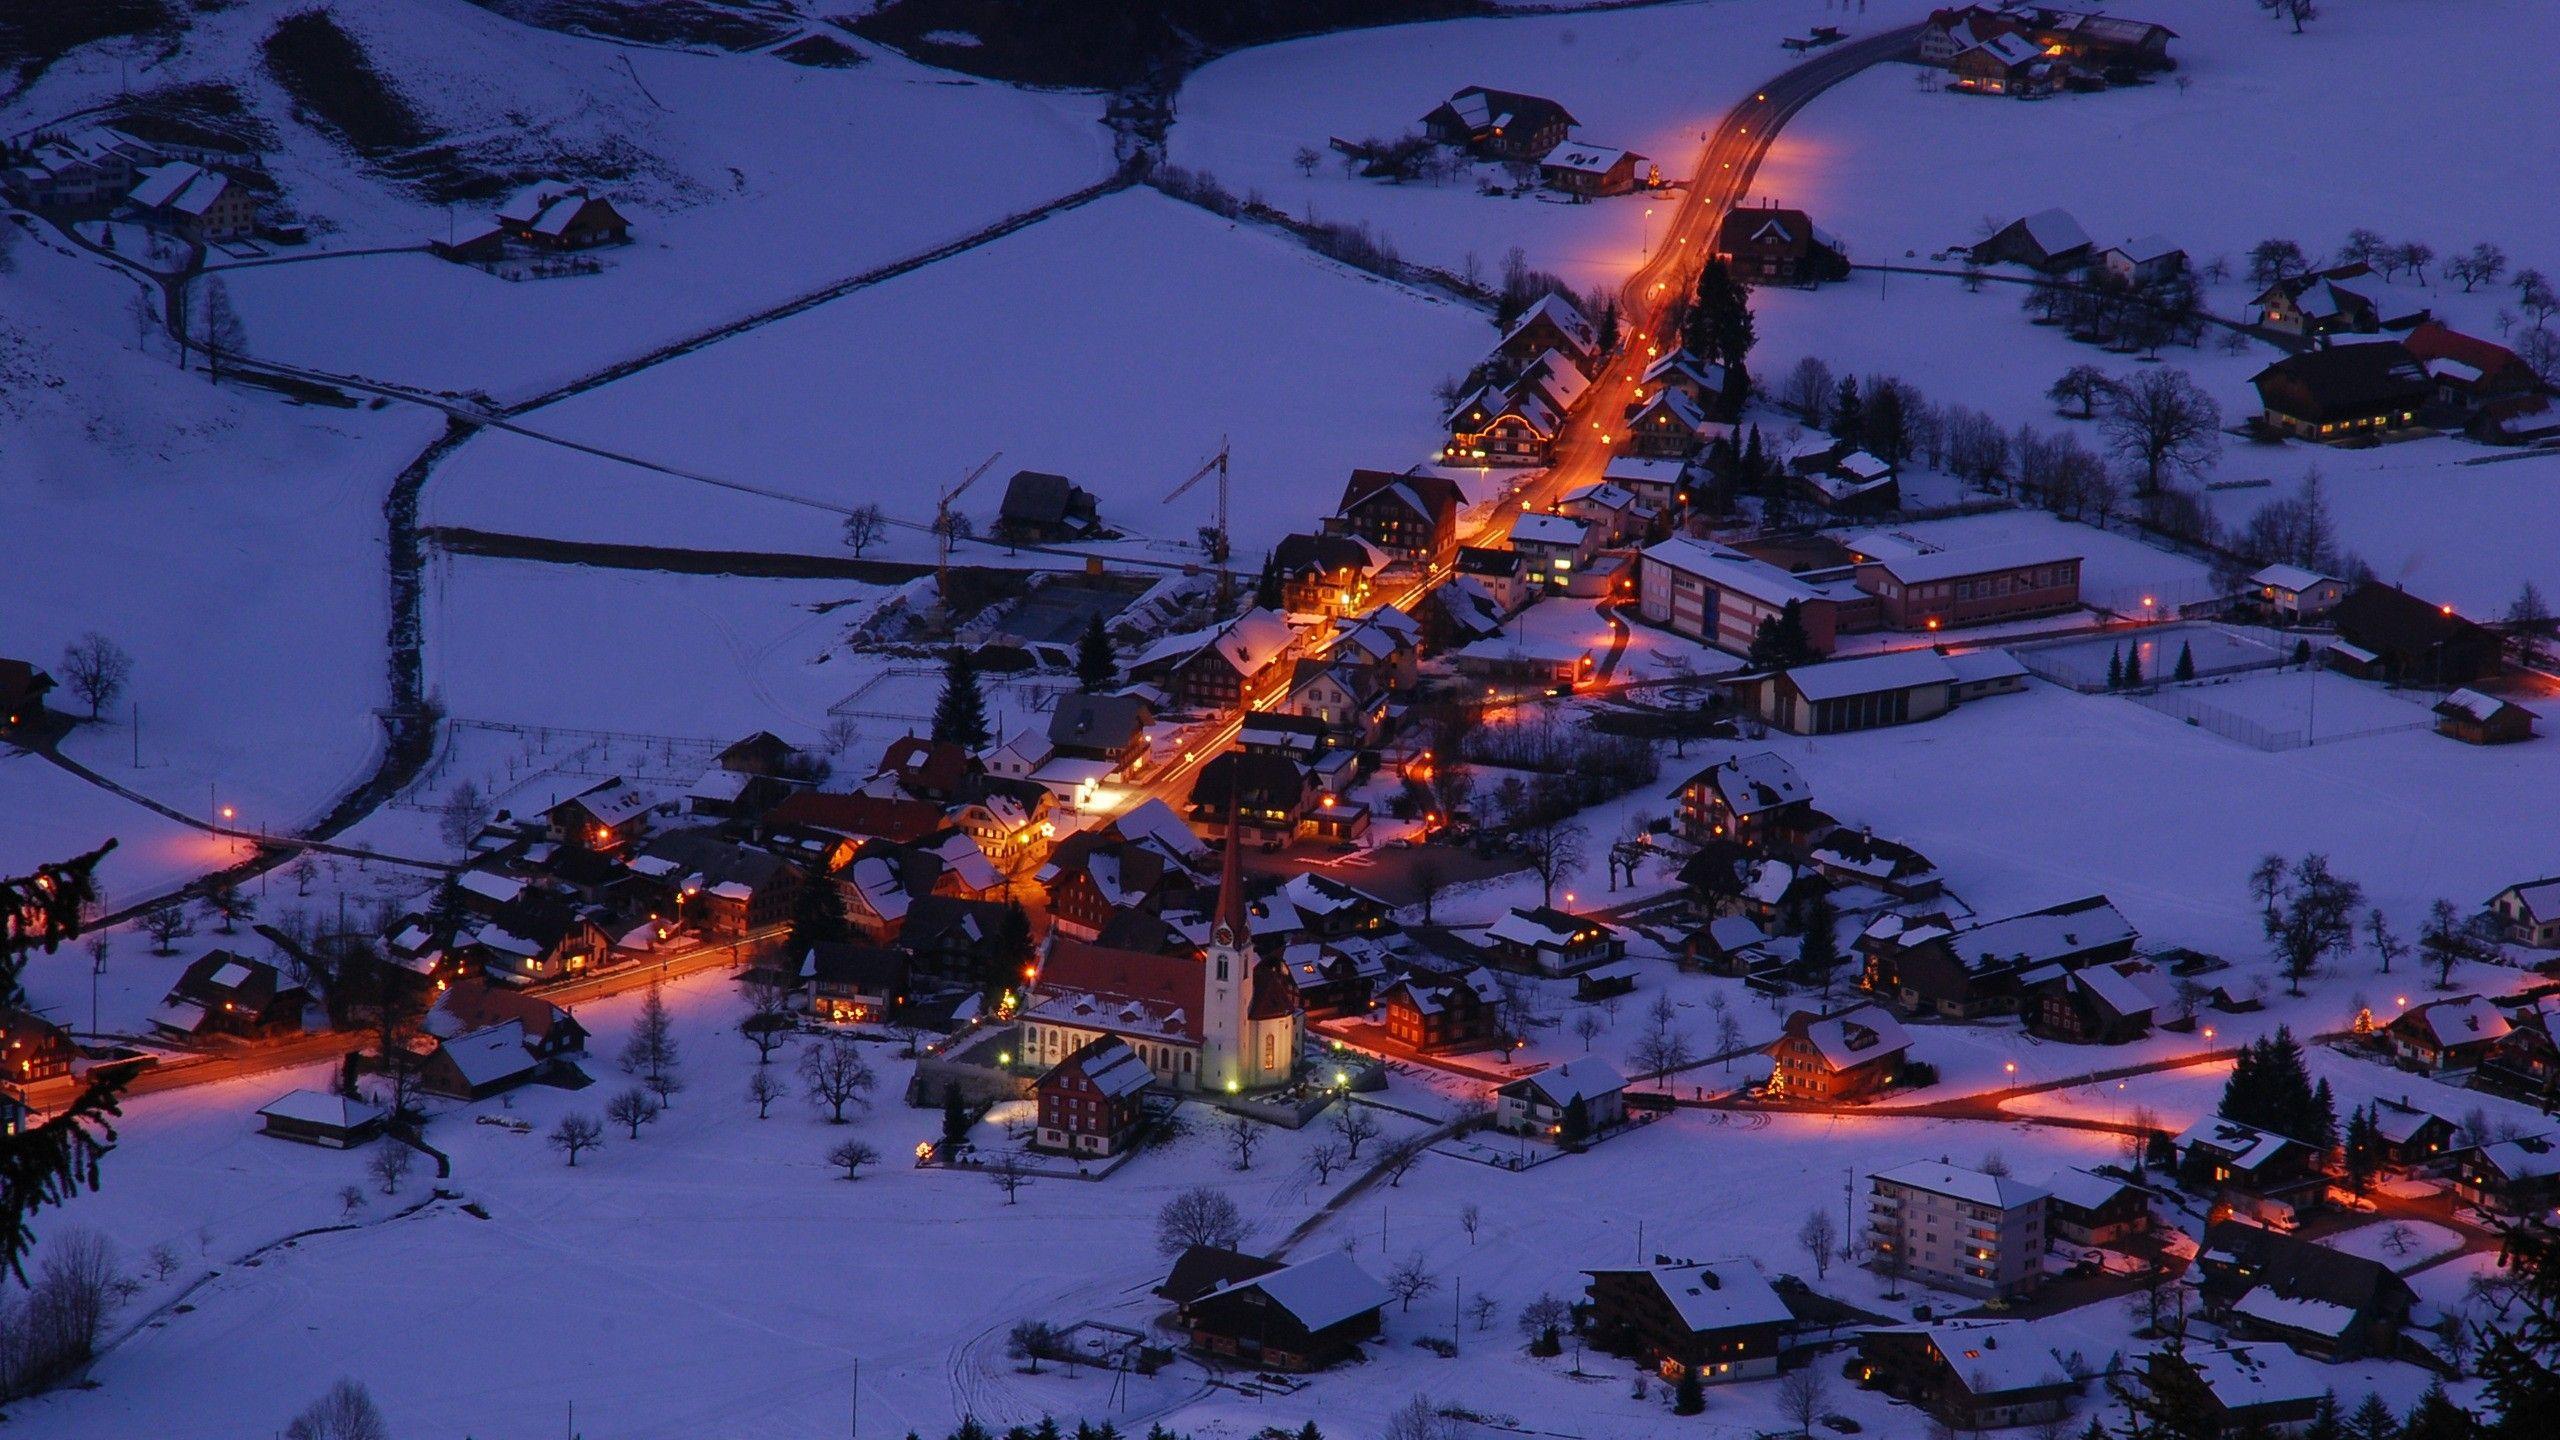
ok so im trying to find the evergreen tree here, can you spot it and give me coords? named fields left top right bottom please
left=1254, top=552, right=1284, bottom=612
left=1748, top=601, right=1818, bottom=670
left=1673, top=1366, right=1704, bottom=1415
left=426, top=873, right=471, bottom=942
left=2310, top=1076, right=2339, bottom=1150
left=930, top=648, right=990, bottom=750
left=987, top=901, right=1035, bottom=1006
left=1830, top=375, right=1865, bottom=446
left=2175, top=641, right=2197, bottom=681
left=2302, top=1392, right=2344, bottom=1440
left=2475, top=1216, right=2560, bottom=1438
left=1074, top=613, right=1116, bottom=692
left=2107, top=646, right=2125, bottom=690
left=2399, top=1382, right=2474, bottom=1440
left=2344, top=1392, right=2400, bottom=1440
left=1597, top=301, right=1620, bottom=355
left=790, top=870, right=851, bottom=955
left=1560, top=1093, right=1590, bottom=1144
left=1796, top=888, right=1841, bottom=976
left=2124, top=646, right=2146, bottom=688
left=942, top=1083, right=972, bottom=1147
left=2343, top=1105, right=2379, bottom=1192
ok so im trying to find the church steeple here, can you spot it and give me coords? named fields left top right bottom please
left=1212, top=807, right=1249, bottom=950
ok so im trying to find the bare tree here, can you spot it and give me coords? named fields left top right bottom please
left=1386, top=1253, right=1441, bottom=1311
left=438, top=780, right=489, bottom=851
left=1797, top=1208, right=1839, bottom=1279
left=1572, top=1009, right=1603, bottom=1052
left=1518, top=816, right=1589, bottom=909
left=606, top=1085, right=660, bottom=1139
left=58, top=633, right=133, bottom=720
left=619, top=982, right=683, bottom=1106
left=1155, top=1185, right=1245, bottom=1254
left=742, top=976, right=796, bottom=1064
left=336, top=1185, right=366, bottom=1220
left=367, top=1142, right=415, bottom=1196
left=1331, top=1102, right=1382, bottom=1160
left=827, top=1138, right=880, bottom=1180
left=2100, top=367, right=2222, bottom=495
left=550, top=1112, right=603, bottom=1166
left=2367, top=907, right=2406, bottom=975
left=1008, top=1317, right=1058, bottom=1373
left=746, top=1070, right=787, bottom=1119
left=1305, top=1139, right=1346, bottom=1185
left=1223, top=1113, right=1265, bottom=1171
left=840, top=503, right=888, bottom=557
left=987, top=1150, right=1031, bottom=1205
left=1776, top=1366, right=1830, bottom=1437
left=1410, top=847, right=1452, bottom=926
left=284, top=1379, right=392, bottom=1440
left=190, top=275, right=247, bottom=376
left=797, top=1033, right=876, bottom=1122
left=1383, top=1394, right=1458, bottom=1440
left=141, top=900, right=193, bottom=955
left=1632, top=992, right=1694, bottom=1077
left=1469, top=1293, right=1499, bottom=1332
left=1460, top=1201, right=1482, bottom=1244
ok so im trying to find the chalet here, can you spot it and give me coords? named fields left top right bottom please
left=151, top=950, right=308, bottom=1040
left=1612, top=388, right=1710, bottom=459
left=2434, top=689, right=2536, bottom=745
left=2248, top=563, right=2346, bottom=621
left=2387, top=994, right=2511, bottom=1072
left=2194, top=1222, right=2415, bottom=1360
left=1806, top=827, right=1943, bottom=900
left=1380, top=967, right=1503, bottom=1052
left=1444, top=381, right=1558, bottom=464
left=1739, top=648, right=2026, bottom=738
left=1540, top=143, right=1652, bottom=197
left=994, top=470, right=1100, bottom=543
left=1495, top=293, right=1601, bottom=372
left=1788, top=442, right=1898, bottom=515
left=1276, top=873, right=1393, bottom=941
left=1735, top=859, right=1829, bottom=928
left=1038, top=822, right=1211, bottom=941
left=2365, top=1096, right=2459, bottom=1169
left=1584, top=1258, right=1793, bottom=1384
left=1497, top=1058, right=1626, bottom=1138
left=425, top=982, right=587, bottom=1060
left=1484, top=906, right=1623, bottom=976
left=2250, top=343, right=2430, bottom=441
left=495, top=181, right=631, bottom=249
left=2252, top=265, right=2384, bottom=339
left=256, top=1089, right=386, bottom=1149
left=1047, top=692, right=1153, bottom=776
left=2096, top=235, right=2186, bottom=287
left=802, top=942, right=911, bottom=1023
left=2401, top=321, right=2541, bottom=426
left=2329, top=584, right=2503, bottom=686
left=1766, top=1005, right=1911, bottom=1102
left=1668, top=751, right=1812, bottom=847
left=1188, top=750, right=1319, bottom=847
left=1129, top=607, right=1300, bottom=713
left=2452, top=1133, right=2560, bottom=1216
left=982, top=730, right=1054, bottom=786
left=1510, top=513, right=1599, bottom=591
left=1270, top=531, right=1389, bottom=618
left=126, top=160, right=256, bottom=242
left=1558, top=480, right=1653, bottom=547
left=2029, top=958, right=2178, bottom=1044
left=764, top=790, right=946, bottom=849
left=547, top=778, right=656, bottom=853
left=1282, top=660, right=1390, bottom=749
left=417, top=1020, right=556, bottom=1100
left=632, top=829, right=802, bottom=938
left=1183, top=1251, right=1389, bottom=1370
left=2039, top=1167, right=2152, bottom=1248
left=1329, top=608, right=1423, bottom=691
left=1419, top=577, right=1509, bottom=653
left=873, top=736, right=979, bottom=803
left=0, top=1008, right=75, bottom=1086
left=2, top=128, right=153, bottom=212
left=1160, top=1245, right=1284, bottom=1310
left=2022, top=8, right=2179, bottom=72
left=1636, top=350, right=1727, bottom=412
left=1864, top=895, right=2138, bottom=1018
left=2141, top=1345, right=2327, bottom=1438
left=1715, top=204, right=1849, bottom=285
left=1856, top=1322, right=2082, bottom=1431
left=717, top=731, right=797, bottom=776
left=1949, top=33, right=2061, bottom=97
left=1969, top=208, right=2093, bottom=273
left=1034, top=1036, right=1152, bottom=1157
left=1283, top=937, right=1393, bottom=1016
left=2176, top=1118, right=2322, bottom=1201
left=0, top=658, right=55, bottom=733
left=1917, top=6, right=2031, bottom=66
left=1681, top=909, right=1771, bottom=973
left=2490, top=878, right=2560, bottom=948
left=1421, top=86, right=1577, bottom=161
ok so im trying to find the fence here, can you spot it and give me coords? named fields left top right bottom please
left=392, top=718, right=722, bottom=810
left=2129, top=685, right=2431, bottom=753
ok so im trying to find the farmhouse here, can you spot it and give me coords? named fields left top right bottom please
left=2176, top=1118, right=2321, bottom=1201
left=1270, top=530, right=1389, bottom=618
left=1379, top=966, right=1503, bottom=1053
left=2023, top=8, right=2179, bottom=71
left=1421, top=86, right=1577, bottom=161
left=2194, top=1222, right=2416, bottom=1361
left=1334, top=469, right=1463, bottom=568
left=1668, top=751, right=1812, bottom=847
left=1856, top=1321, right=2081, bottom=1430
left=1949, top=33, right=2060, bottom=98
left=2365, top=1096, right=2459, bottom=1169
left=995, top=470, right=1101, bottom=543
left=2451, top=1133, right=2560, bottom=1216
left=1868, top=1161, right=2049, bottom=1299
left=2386, top=994, right=2511, bottom=1073
left=2141, top=1345, right=2327, bottom=1438
left=1968, top=208, right=2092, bottom=273
left=2250, top=343, right=2430, bottom=441
left=1806, top=827, right=1944, bottom=900
left=1495, top=293, right=1602, bottom=373
left=1788, top=442, right=1898, bottom=515
left=2329, top=584, right=2504, bottom=686
left=1714, top=204, right=1849, bottom=285
left=2482, top=1001, right=2560, bottom=1102
left=1767, top=1005, right=1911, bottom=1102
left=2039, top=1167, right=2152, bottom=1248
left=126, top=160, right=256, bottom=242
left=425, top=982, right=587, bottom=1060
left=1497, top=1058, right=1626, bottom=1138
left=1863, top=895, right=2138, bottom=1018
left=2400, top=321, right=2540, bottom=423
left=495, top=181, right=631, bottom=249
left=1033, top=1036, right=1152, bottom=1157
left=1540, top=143, right=1653, bottom=197
left=1584, top=1257, right=1794, bottom=1384
left=2096, top=235, right=2186, bottom=287
left=417, top=1020, right=559, bottom=1100
left=255, top=1090, right=386, bottom=1149
left=2490, top=877, right=2560, bottom=948
left=0, top=658, right=55, bottom=733
left=2029, top=958, right=2177, bottom=1044
left=2252, top=265, right=2385, bottom=339
left=1484, top=906, right=1624, bottom=975
left=2433, top=689, right=2536, bottom=745
left=152, top=950, right=308, bottom=1039
left=1128, top=606, right=1300, bottom=712
left=0, top=1007, right=76, bottom=1086
left=1182, top=1251, right=1389, bottom=1370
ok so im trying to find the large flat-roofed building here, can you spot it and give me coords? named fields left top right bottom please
left=1637, top=537, right=1868, bottom=656
left=1841, top=534, right=2083, bottom=631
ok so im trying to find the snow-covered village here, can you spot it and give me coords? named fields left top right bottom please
left=5, top=2, right=2560, bottom=1438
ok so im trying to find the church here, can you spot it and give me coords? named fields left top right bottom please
left=1016, top=827, right=1303, bottom=1093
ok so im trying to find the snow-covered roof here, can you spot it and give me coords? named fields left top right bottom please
left=2326, top=638, right=2379, bottom=664
left=2393, top=994, right=2511, bottom=1048
left=129, top=161, right=232, bottom=216
left=1780, top=650, right=1958, bottom=703
left=2016, top=207, right=2090, bottom=257
left=2106, top=233, right=2180, bottom=264
left=1486, top=906, right=1611, bottom=949
left=2176, top=1116, right=2298, bottom=1172
left=1199, top=1251, right=1390, bottom=1332
left=1604, top=456, right=1686, bottom=490
left=1512, top=513, right=1592, bottom=548
left=2232, top=1286, right=2358, bottom=1339
left=1787, top=1005, right=1910, bottom=1069
left=2435, top=689, right=2527, bottom=725
left=2040, top=1166, right=2140, bottom=1214
left=2472, top=1134, right=2560, bottom=1182
left=2249, top=562, right=2338, bottom=593
left=1504, top=1057, right=1625, bottom=1108
left=1965, top=32, right=2044, bottom=67
left=1946, top=649, right=2027, bottom=685
left=458, top=870, right=524, bottom=905
left=1873, top=1160, right=2049, bottom=1211
left=436, top=1021, right=538, bottom=1088
left=1500, top=293, right=1598, bottom=356
left=2070, top=959, right=2177, bottom=1018
left=1865, top=539, right=2081, bottom=586
left=565, top=782, right=656, bottom=827
left=2499, top=877, right=2560, bottom=923
left=258, top=1088, right=384, bottom=1131
left=1542, top=143, right=1630, bottom=176
left=208, top=960, right=254, bottom=990
left=1947, top=897, right=2135, bottom=973
left=1592, top=1259, right=1792, bottom=1333
left=1866, top=1321, right=2070, bottom=1396
left=2166, top=1344, right=2327, bottom=1413
left=1642, top=537, right=1831, bottom=609
left=2367, top=1098, right=2454, bottom=1147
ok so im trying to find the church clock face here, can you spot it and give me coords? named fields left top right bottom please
left=1215, top=923, right=1235, bottom=948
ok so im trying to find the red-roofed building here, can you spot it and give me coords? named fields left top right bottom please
left=1035, top=1036, right=1153, bottom=1156
left=763, top=792, right=946, bottom=847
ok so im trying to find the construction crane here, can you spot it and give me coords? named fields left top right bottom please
left=936, top=452, right=1002, bottom=610
left=1162, top=439, right=1231, bottom=611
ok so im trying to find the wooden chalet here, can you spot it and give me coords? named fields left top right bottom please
left=1766, top=1005, right=1911, bottom=1102
left=1861, top=895, right=2137, bottom=1019
left=1856, top=1321, right=2082, bottom=1431
left=2141, top=1345, right=2326, bottom=1439
left=2434, top=689, right=2536, bottom=745
left=2329, top=583, right=2503, bottom=686
left=2193, top=1221, right=2415, bottom=1360
left=2176, top=1118, right=2323, bottom=1202
left=1182, top=1251, right=1389, bottom=1370
left=1334, top=469, right=1463, bottom=568
left=2039, top=1167, right=2151, bottom=1248
left=1270, top=530, right=1390, bottom=618
left=1380, top=966, right=1503, bottom=1053
left=2451, top=1133, right=2560, bottom=1217
left=2250, top=342, right=2430, bottom=442
left=1539, top=143, right=1652, bottom=197
left=2386, top=994, right=2511, bottom=1073
left=1584, top=1257, right=1793, bottom=1383
left=1968, top=208, right=2092, bottom=273
left=152, top=950, right=308, bottom=1040
left=495, top=182, right=630, bottom=249
left=2251, top=264, right=2386, bottom=339
left=1667, top=751, right=1813, bottom=848
left=1483, top=906, right=1623, bottom=976
left=2029, top=958, right=2177, bottom=1044
left=1, top=1007, right=77, bottom=1086
left=1129, top=607, right=1301, bottom=713
left=1495, top=293, right=1601, bottom=372
left=1715, top=204, right=1849, bottom=285
left=1421, top=86, right=1577, bottom=161
left=994, top=470, right=1100, bottom=543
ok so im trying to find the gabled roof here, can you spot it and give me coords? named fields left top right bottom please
left=1425, top=86, right=1579, bottom=139
left=2177, top=1117, right=2303, bottom=1172
left=1864, top=1320, right=2073, bottom=1397
left=1339, top=468, right=1465, bottom=527
left=1502, top=1057, right=1625, bottom=1108
left=1587, top=1258, right=1792, bottom=1333
left=1675, top=750, right=1811, bottom=816
left=2153, top=1344, right=2327, bottom=1415
left=1033, top=936, right=1204, bottom=1042
left=1512, top=512, right=1591, bottom=548
left=1196, top=1251, right=1390, bottom=1333
left=766, top=791, right=945, bottom=844
left=258, top=1089, right=383, bottom=1131
left=1161, top=1244, right=1284, bottom=1303
left=2251, top=343, right=2430, bottom=419
left=2435, top=689, right=2531, bottom=726
left=1273, top=530, right=1389, bottom=580
left=1779, top=1005, right=1912, bottom=1070
left=434, top=1021, right=541, bottom=1089
left=1542, top=143, right=1634, bottom=176
left=2014, top=207, right=2090, bottom=257
left=2331, top=583, right=2499, bottom=655
left=1875, top=1160, right=2049, bottom=1210
left=1487, top=905, right=1615, bottom=949
left=2389, top=993, right=2511, bottom=1049
left=1498, top=293, right=1599, bottom=357
left=2249, top=562, right=2339, bottom=594
left=2039, top=1166, right=2142, bottom=1214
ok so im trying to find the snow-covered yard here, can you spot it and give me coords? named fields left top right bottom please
left=424, top=190, right=1493, bottom=561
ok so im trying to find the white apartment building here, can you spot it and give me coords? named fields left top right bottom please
left=1869, top=1161, right=2049, bottom=1299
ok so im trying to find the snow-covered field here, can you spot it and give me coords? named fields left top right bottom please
left=1169, top=0, right=1949, bottom=295
left=424, top=190, right=1493, bottom=560
left=1849, top=507, right=2219, bottom=613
